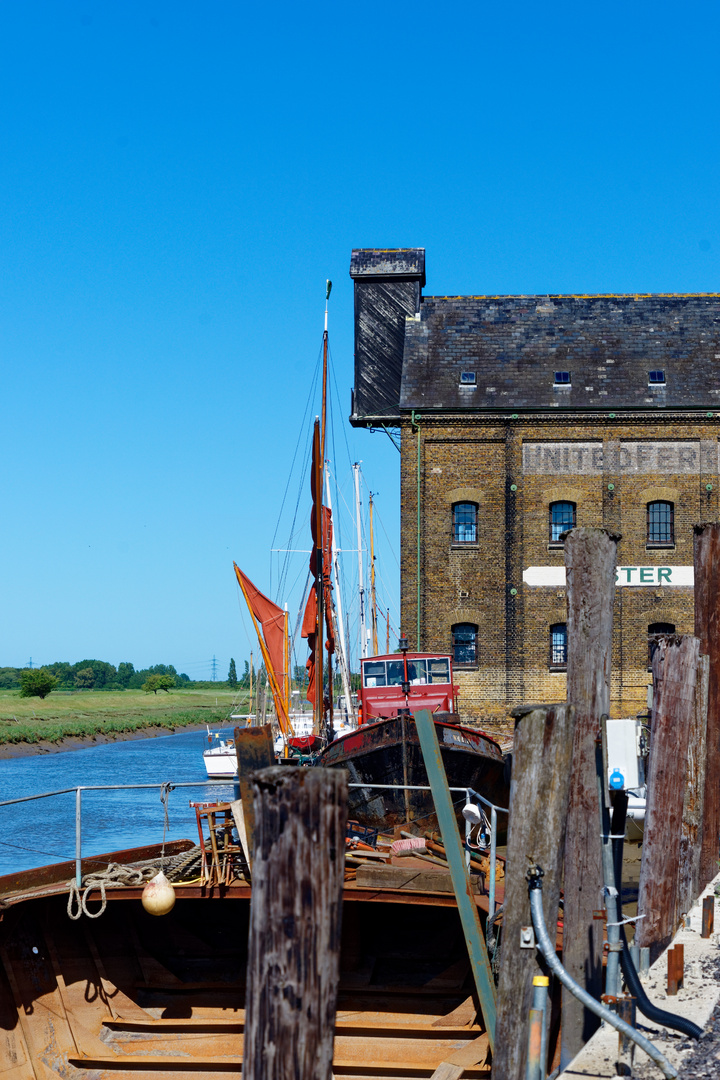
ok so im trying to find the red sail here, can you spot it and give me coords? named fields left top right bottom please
left=303, top=421, right=336, bottom=706
left=233, top=564, right=287, bottom=707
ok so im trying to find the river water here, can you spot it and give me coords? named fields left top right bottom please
left=0, top=728, right=237, bottom=875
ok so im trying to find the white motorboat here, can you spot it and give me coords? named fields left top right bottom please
left=202, top=728, right=239, bottom=779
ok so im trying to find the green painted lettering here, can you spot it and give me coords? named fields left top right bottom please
left=658, top=567, right=672, bottom=582
left=624, top=567, right=636, bottom=582
left=640, top=567, right=654, bottom=583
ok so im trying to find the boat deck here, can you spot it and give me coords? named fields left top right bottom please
left=0, top=845, right=493, bottom=1079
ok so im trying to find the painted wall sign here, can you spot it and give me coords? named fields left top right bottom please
left=522, top=565, right=694, bottom=587
left=522, top=441, right=716, bottom=476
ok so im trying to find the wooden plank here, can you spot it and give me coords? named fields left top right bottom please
left=694, top=522, right=720, bottom=890
left=0, top=839, right=195, bottom=900
left=637, top=634, right=699, bottom=956
left=492, top=703, right=574, bottom=1080
left=678, top=651, right=709, bottom=918
left=413, top=708, right=496, bottom=1051
left=244, top=766, right=347, bottom=1080
left=355, top=865, right=481, bottom=893
left=561, top=526, right=618, bottom=1068
left=233, top=724, right=275, bottom=864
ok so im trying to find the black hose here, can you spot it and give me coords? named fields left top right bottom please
left=611, top=792, right=702, bottom=1040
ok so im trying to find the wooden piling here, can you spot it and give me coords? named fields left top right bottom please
left=636, top=635, right=700, bottom=957
left=666, top=944, right=684, bottom=995
left=244, top=766, right=348, bottom=1080
left=492, top=703, right=574, bottom=1080
left=234, top=724, right=275, bottom=863
left=561, top=528, right=618, bottom=1067
left=678, top=652, right=709, bottom=917
left=702, top=895, right=714, bottom=938
left=694, top=523, right=720, bottom=889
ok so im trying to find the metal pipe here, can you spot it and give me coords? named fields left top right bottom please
left=75, top=788, right=82, bottom=888
left=489, top=804, right=498, bottom=915
left=527, top=866, right=678, bottom=1079
left=596, top=732, right=621, bottom=997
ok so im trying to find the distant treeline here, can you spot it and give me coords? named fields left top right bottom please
left=0, top=660, right=242, bottom=692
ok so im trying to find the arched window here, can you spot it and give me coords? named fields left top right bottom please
left=648, top=622, right=676, bottom=669
left=452, top=623, right=478, bottom=667
left=549, top=501, right=576, bottom=543
left=452, top=502, right=478, bottom=544
left=647, top=501, right=674, bottom=545
left=550, top=623, right=568, bottom=668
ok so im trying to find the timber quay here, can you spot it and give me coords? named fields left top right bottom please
left=4, top=528, right=720, bottom=1077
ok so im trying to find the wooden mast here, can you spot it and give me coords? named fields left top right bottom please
left=314, top=279, right=332, bottom=738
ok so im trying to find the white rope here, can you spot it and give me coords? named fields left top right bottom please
left=606, top=913, right=646, bottom=928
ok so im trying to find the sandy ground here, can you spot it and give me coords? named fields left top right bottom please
left=563, top=881, right=720, bottom=1079
left=0, top=722, right=218, bottom=759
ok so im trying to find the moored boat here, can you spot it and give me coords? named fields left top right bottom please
left=317, top=644, right=509, bottom=831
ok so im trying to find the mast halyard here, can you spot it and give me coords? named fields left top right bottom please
left=353, top=462, right=367, bottom=659
left=369, top=492, right=379, bottom=656
left=326, top=463, right=355, bottom=724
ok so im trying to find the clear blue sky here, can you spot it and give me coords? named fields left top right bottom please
left=1, top=2, right=718, bottom=678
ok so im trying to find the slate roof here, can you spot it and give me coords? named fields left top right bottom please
left=400, top=293, right=720, bottom=412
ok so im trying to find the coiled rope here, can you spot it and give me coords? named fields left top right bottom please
left=67, top=863, right=157, bottom=920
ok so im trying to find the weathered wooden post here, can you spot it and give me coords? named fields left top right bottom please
left=561, top=527, right=618, bottom=1068
left=694, top=523, right=720, bottom=889
left=492, top=703, right=575, bottom=1080
left=244, top=766, right=347, bottom=1080
left=234, top=724, right=275, bottom=863
left=636, top=635, right=699, bottom=957
left=678, top=652, right=709, bottom=917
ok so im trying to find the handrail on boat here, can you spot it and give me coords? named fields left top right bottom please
left=0, top=781, right=508, bottom=899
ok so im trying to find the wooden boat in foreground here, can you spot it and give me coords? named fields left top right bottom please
left=0, top=840, right=493, bottom=1079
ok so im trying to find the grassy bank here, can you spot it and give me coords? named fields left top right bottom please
left=0, top=687, right=250, bottom=745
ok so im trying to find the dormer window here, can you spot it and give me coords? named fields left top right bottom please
left=460, top=371, right=477, bottom=385
left=648, top=370, right=666, bottom=385
left=554, top=371, right=571, bottom=386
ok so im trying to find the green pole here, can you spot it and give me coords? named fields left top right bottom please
left=413, top=707, right=497, bottom=1048
left=412, top=411, right=422, bottom=651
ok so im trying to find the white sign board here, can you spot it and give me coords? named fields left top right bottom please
left=522, top=566, right=694, bottom=587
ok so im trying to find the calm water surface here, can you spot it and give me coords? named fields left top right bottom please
left=0, top=728, right=237, bottom=874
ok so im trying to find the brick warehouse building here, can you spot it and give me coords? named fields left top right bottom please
left=349, top=247, right=720, bottom=718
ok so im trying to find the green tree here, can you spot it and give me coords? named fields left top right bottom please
left=74, top=667, right=95, bottom=689
left=143, top=674, right=175, bottom=694
left=20, top=669, right=58, bottom=699
left=117, top=662, right=135, bottom=688
left=228, top=658, right=237, bottom=688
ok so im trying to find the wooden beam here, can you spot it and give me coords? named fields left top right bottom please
left=492, top=703, right=574, bottom=1080
left=244, top=766, right=347, bottom=1080
left=678, top=652, right=709, bottom=917
left=637, top=635, right=699, bottom=957
left=694, top=522, right=720, bottom=889
left=561, top=527, right=618, bottom=1068
left=413, top=708, right=496, bottom=1052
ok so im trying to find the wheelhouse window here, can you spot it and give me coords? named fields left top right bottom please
left=453, top=502, right=478, bottom=543
left=648, top=622, right=676, bottom=669
left=550, top=623, right=568, bottom=668
left=549, top=501, right=576, bottom=543
left=647, top=501, right=674, bottom=545
left=452, top=623, right=478, bottom=667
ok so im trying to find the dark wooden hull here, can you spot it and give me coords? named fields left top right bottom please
left=318, top=716, right=509, bottom=834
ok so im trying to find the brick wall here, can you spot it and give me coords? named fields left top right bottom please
left=401, top=414, right=718, bottom=720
